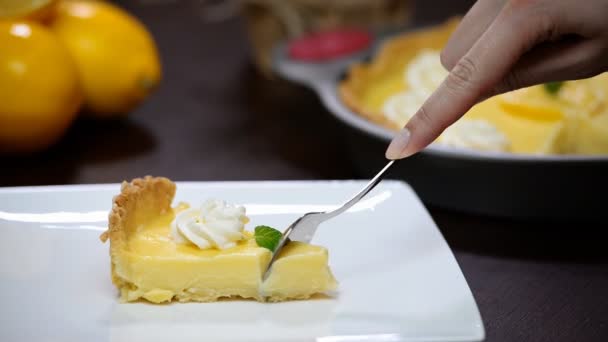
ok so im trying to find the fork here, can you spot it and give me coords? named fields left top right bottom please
left=263, top=160, right=396, bottom=280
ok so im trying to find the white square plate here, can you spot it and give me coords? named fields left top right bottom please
left=0, top=180, right=484, bottom=342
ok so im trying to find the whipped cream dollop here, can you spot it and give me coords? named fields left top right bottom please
left=405, top=49, right=448, bottom=96
left=382, top=49, right=448, bottom=126
left=171, top=199, right=248, bottom=250
left=437, top=119, right=510, bottom=152
left=382, top=91, right=420, bottom=126
left=557, top=79, right=607, bottom=117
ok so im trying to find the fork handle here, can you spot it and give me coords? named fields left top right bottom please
left=323, top=160, right=396, bottom=220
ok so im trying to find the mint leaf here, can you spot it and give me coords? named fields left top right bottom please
left=254, top=225, right=282, bottom=252
left=544, top=82, right=564, bottom=95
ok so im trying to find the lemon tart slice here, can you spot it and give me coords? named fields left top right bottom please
left=100, top=176, right=337, bottom=303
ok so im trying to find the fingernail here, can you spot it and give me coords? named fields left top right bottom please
left=385, top=128, right=411, bottom=160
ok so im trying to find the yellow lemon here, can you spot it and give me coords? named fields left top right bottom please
left=0, top=0, right=57, bottom=22
left=50, top=0, right=161, bottom=117
left=497, top=86, right=566, bottom=122
left=0, top=21, right=82, bottom=154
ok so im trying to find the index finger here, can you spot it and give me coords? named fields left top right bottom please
left=386, top=1, right=551, bottom=159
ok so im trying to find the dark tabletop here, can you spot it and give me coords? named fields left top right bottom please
left=2, top=1, right=607, bottom=341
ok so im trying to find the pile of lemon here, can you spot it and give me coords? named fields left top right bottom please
left=0, top=0, right=161, bottom=154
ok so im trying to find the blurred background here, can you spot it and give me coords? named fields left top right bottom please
left=0, top=0, right=474, bottom=186
left=3, top=3, right=608, bottom=340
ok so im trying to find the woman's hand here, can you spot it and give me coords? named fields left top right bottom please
left=385, top=0, right=608, bottom=159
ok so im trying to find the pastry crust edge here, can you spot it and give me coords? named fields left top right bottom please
left=100, top=176, right=176, bottom=297
left=338, top=18, right=461, bottom=131
left=100, top=176, right=176, bottom=245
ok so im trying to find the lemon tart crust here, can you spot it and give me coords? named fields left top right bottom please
left=100, top=176, right=177, bottom=301
left=339, top=18, right=460, bottom=131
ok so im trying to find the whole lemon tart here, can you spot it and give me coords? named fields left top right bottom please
left=100, top=176, right=337, bottom=303
left=340, top=18, right=608, bottom=155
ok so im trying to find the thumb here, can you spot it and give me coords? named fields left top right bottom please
left=489, top=37, right=607, bottom=97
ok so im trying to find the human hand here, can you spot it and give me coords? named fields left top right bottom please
left=385, top=0, right=608, bottom=159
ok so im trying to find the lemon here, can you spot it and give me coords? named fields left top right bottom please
left=0, top=0, right=57, bottom=22
left=0, top=21, right=82, bottom=154
left=497, top=86, right=566, bottom=122
left=50, top=0, right=161, bottom=117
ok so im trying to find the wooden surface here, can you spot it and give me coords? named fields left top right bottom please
left=2, top=1, right=607, bottom=341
